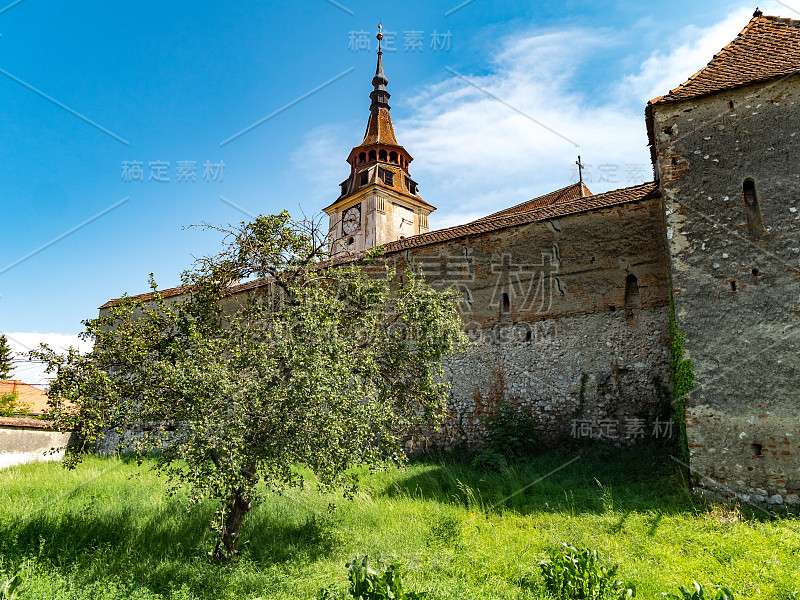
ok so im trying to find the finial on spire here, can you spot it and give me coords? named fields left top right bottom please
left=754, top=7, right=763, bottom=17
left=370, top=23, right=390, bottom=111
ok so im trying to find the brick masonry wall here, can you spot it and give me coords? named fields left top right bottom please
left=653, top=75, right=800, bottom=505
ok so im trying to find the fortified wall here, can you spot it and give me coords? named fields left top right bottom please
left=382, top=186, right=672, bottom=448
left=651, top=74, right=800, bottom=504
left=97, top=12, right=800, bottom=504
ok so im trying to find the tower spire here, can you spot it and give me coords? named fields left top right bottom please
left=323, top=22, right=435, bottom=255
left=370, top=24, right=390, bottom=111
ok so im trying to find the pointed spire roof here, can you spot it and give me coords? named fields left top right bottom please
left=356, top=25, right=400, bottom=148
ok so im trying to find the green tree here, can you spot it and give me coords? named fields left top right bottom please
left=0, top=334, right=14, bottom=380
left=34, top=212, right=465, bottom=561
left=0, top=391, right=20, bottom=417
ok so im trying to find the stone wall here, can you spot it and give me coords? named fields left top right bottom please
left=387, top=196, right=672, bottom=449
left=435, top=308, right=670, bottom=448
left=99, top=194, right=674, bottom=454
left=652, top=75, right=800, bottom=504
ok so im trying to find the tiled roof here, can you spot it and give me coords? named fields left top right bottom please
left=100, top=182, right=659, bottom=309
left=475, top=182, right=592, bottom=221
left=98, top=278, right=268, bottom=310
left=380, top=181, right=659, bottom=253
left=0, top=380, right=50, bottom=415
left=651, top=13, right=800, bottom=105
left=0, top=416, right=52, bottom=429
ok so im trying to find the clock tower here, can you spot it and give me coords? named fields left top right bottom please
left=323, top=25, right=435, bottom=255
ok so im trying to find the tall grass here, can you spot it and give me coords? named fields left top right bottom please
left=0, top=448, right=798, bottom=599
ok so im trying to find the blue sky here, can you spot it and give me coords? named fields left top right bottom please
left=1, top=0, right=794, bottom=382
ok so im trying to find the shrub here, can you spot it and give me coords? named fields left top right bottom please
left=484, top=401, right=538, bottom=460
left=470, top=448, right=508, bottom=472
left=317, top=556, right=425, bottom=600
left=0, top=392, right=29, bottom=418
left=539, top=543, right=635, bottom=599
left=662, top=581, right=734, bottom=600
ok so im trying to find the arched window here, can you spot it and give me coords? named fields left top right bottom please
left=379, top=149, right=387, bottom=161
left=359, top=152, right=366, bottom=164
left=368, top=150, right=376, bottom=161
left=389, top=151, right=398, bottom=163
left=743, top=178, right=765, bottom=233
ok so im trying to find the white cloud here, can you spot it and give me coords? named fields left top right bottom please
left=290, top=122, right=356, bottom=206
left=620, top=6, right=759, bottom=105
left=4, top=332, right=92, bottom=388
left=292, top=5, right=775, bottom=231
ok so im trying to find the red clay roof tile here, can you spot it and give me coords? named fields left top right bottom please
left=380, top=181, right=659, bottom=253
left=100, top=182, right=659, bottom=309
left=651, top=14, right=800, bottom=105
left=475, top=182, right=593, bottom=221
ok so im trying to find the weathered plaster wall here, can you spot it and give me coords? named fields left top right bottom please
left=388, top=197, right=672, bottom=448
left=653, top=76, right=800, bottom=504
left=0, top=419, right=72, bottom=469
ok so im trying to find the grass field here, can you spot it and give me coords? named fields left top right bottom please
left=0, top=447, right=799, bottom=599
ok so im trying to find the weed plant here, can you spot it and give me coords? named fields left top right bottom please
left=0, top=448, right=798, bottom=599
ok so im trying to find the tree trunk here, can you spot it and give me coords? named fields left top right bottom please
left=214, top=489, right=252, bottom=562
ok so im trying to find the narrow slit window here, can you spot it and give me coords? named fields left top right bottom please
left=502, top=293, right=510, bottom=313
left=624, top=274, right=640, bottom=313
left=743, top=178, right=765, bottom=233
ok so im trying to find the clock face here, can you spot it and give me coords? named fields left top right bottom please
left=342, top=205, right=361, bottom=236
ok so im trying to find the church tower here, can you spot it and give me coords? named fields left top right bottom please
left=324, top=26, right=435, bottom=255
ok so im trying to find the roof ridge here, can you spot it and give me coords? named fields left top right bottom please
left=506, top=181, right=656, bottom=217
